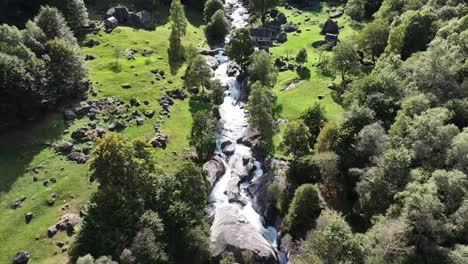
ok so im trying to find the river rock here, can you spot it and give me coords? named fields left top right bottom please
left=63, top=109, right=77, bottom=121
left=221, top=141, right=236, bottom=156
left=206, top=55, right=219, bottom=69
left=237, top=129, right=261, bottom=148
left=248, top=159, right=288, bottom=226
left=210, top=206, right=278, bottom=264
left=203, top=156, right=226, bottom=187
left=224, top=174, right=245, bottom=205
left=12, top=251, right=30, bottom=264
left=229, top=153, right=255, bottom=180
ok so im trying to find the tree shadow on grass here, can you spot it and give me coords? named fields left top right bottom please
left=188, top=95, right=212, bottom=115
left=0, top=113, right=70, bottom=193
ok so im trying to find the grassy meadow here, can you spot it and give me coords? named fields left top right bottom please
left=0, top=1, right=357, bottom=262
left=0, top=6, right=205, bottom=263
left=270, top=3, right=362, bottom=154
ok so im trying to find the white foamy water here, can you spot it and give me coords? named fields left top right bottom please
left=208, top=1, right=288, bottom=263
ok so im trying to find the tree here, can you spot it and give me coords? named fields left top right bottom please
left=314, top=121, right=338, bottom=153
left=390, top=107, right=459, bottom=169
left=34, top=6, right=76, bottom=43
left=225, top=28, right=254, bottom=70
left=447, top=128, right=468, bottom=175
left=22, top=20, right=47, bottom=55
left=205, top=10, right=229, bottom=44
left=170, top=0, right=188, bottom=39
left=355, top=122, right=388, bottom=165
left=189, top=110, right=216, bottom=162
left=204, top=0, right=224, bottom=22
left=331, top=40, right=360, bottom=86
left=131, top=228, right=168, bottom=264
left=299, top=103, right=328, bottom=146
left=46, top=38, right=87, bottom=100
left=293, top=209, right=369, bottom=263
left=174, top=162, right=209, bottom=213
left=246, top=81, right=275, bottom=139
left=248, top=50, right=277, bottom=87
left=185, top=55, right=213, bottom=94
left=280, top=121, right=311, bottom=158
left=208, top=79, right=225, bottom=105
left=357, top=18, right=389, bottom=61
left=295, top=47, right=308, bottom=78
left=76, top=254, right=95, bottom=264
left=113, top=47, right=122, bottom=66
left=356, top=146, right=413, bottom=220
left=250, top=0, right=278, bottom=23
left=56, top=0, right=89, bottom=29
left=283, top=184, right=322, bottom=239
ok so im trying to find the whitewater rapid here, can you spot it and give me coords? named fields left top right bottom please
left=208, top=0, right=287, bottom=263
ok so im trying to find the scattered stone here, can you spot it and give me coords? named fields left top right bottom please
left=25, top=212, right=33, bottom=224
left=84, top=54, right=97, bottom=61
left=144, top=110, right=155, bottom=118
left=47, top=198, right=56, bottom=206
left=63, top=110, right=77, bottom=121
left=11, top=196, right=27, bottom=209
left=84, top=39, right=100, bottom=48
left=108, top=121, right=126, bottom=131
left=276, top=31, right=288, bottom=43
left=32, top=175, right=38, bottom=182
left=55, top=241, right=65, bottom=248
left=141, top=49, right=153, bottom=57
left=150, top=134, right=168, bottom=149
left=55, top=141, right=74, bottom=153
left=68, top=149, right=89, bottom=164
left=150, top=69, right=158, bottom=74
left=317, top=95, right=325, bottom=100
left=159, top=70, right=165, bottom=76
left=12, top=251, right=30, bottom=264
left=128, top=10, right=152, bottom=28
left=329, top=10, right=343, bottom=19
left=166, top=88, right=186, bottom=100
left=143, top=100, right=149, bottom=105
left=43, top=180, right=49, bottom=186
left=47, top=225, right=58, bottom=238
left=130, top=97, right=140, bottom=107
left=121, top=83, right=132, bottom=89
left=136, top=117, right=144, bottom=126
left=283, top=23, right=299, bottom=33
left=49, top=177, right=57, bottom=183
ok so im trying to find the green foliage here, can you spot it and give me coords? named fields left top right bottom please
left=355, top=122, right=388, bottom=165
left=390, top=107, right=459, bottom=169
left=447, top=128, right=468, bottom=175
left=34, top=5, right=76, bottom=43
left=55, top=0, right=89, bottom=29
left=204, top=0, right=224, bottom=22
left=220, top=252, right=236, bottom=264
left=208, top=79, right=225, bottom=105
left=170, top=0, right=188, bottom=39
left=249, top=0, right=278, bottom=22
left=46, top=37, right=87, bottom=100
left=283, top=184, right=322, bottom=239
left=357, top=18, right=389, bottom=61
left=205, top=10, right=229, bottom=44
left=346, top=0, right=384, bottom=21
left=248, top=50, right=278, bottom=87
left=76, top=254, right=95, bottom=264
left=314, top=121, right=338, bottom=153
left=299, top=103, right=328, bottom=146
left=189, top=110, right=216, bottom=162
left=356, top=146, right=412, bottom=219
left=287, top=155, right=321, bottom=189
left=280, top=120, right=311, bottom=158
left=331, top=40, right=360, bottom=85
left=246, top=81, right=276, bottom=140
left=226, top=28, right=254, bottom=69
left=185, top=55, right=213, bottom=93
left=131, top=228, right=168, bottom=264
left=293, top=209, right=370, bottom=263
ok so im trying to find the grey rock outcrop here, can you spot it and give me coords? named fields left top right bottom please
left=12, top=251, right=30, bottom=264
left=210, top=206, right=278, bottom=264
left=203, top=156, right=226, bottom=187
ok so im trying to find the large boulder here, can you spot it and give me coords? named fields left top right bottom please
left=206, top=55, right=219, bottom=70
left=203, top=156, right=226, bottom=187
left=12, top=251, right=30, bottom=264
left=128, top=10, right=152, bottom=28
left=228, top=153, right=256, bottom=181
left=276, top=32, right=288, bottom=43
left=210, top=206, right=278, bottom=264
left=221, top=141, right=236, bottom=156
left=106, top=6, right=129, bottom=23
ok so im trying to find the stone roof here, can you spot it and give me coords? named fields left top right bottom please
left=250, top=28, right=273, bottom=38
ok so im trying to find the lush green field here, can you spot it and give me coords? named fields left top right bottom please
left=0, top=7, right=205, bottom=263
left=270, top=3, right=362, bottom=154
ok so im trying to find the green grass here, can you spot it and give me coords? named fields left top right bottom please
left=269, top=4, right=363, bottom=155
left=0, top=7, right=205, bottom=263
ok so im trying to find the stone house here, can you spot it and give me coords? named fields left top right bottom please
left=249, top=28, right=273, bottom=47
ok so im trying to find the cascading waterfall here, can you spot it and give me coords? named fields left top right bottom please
left=208, top=0, right=287, bottom=263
